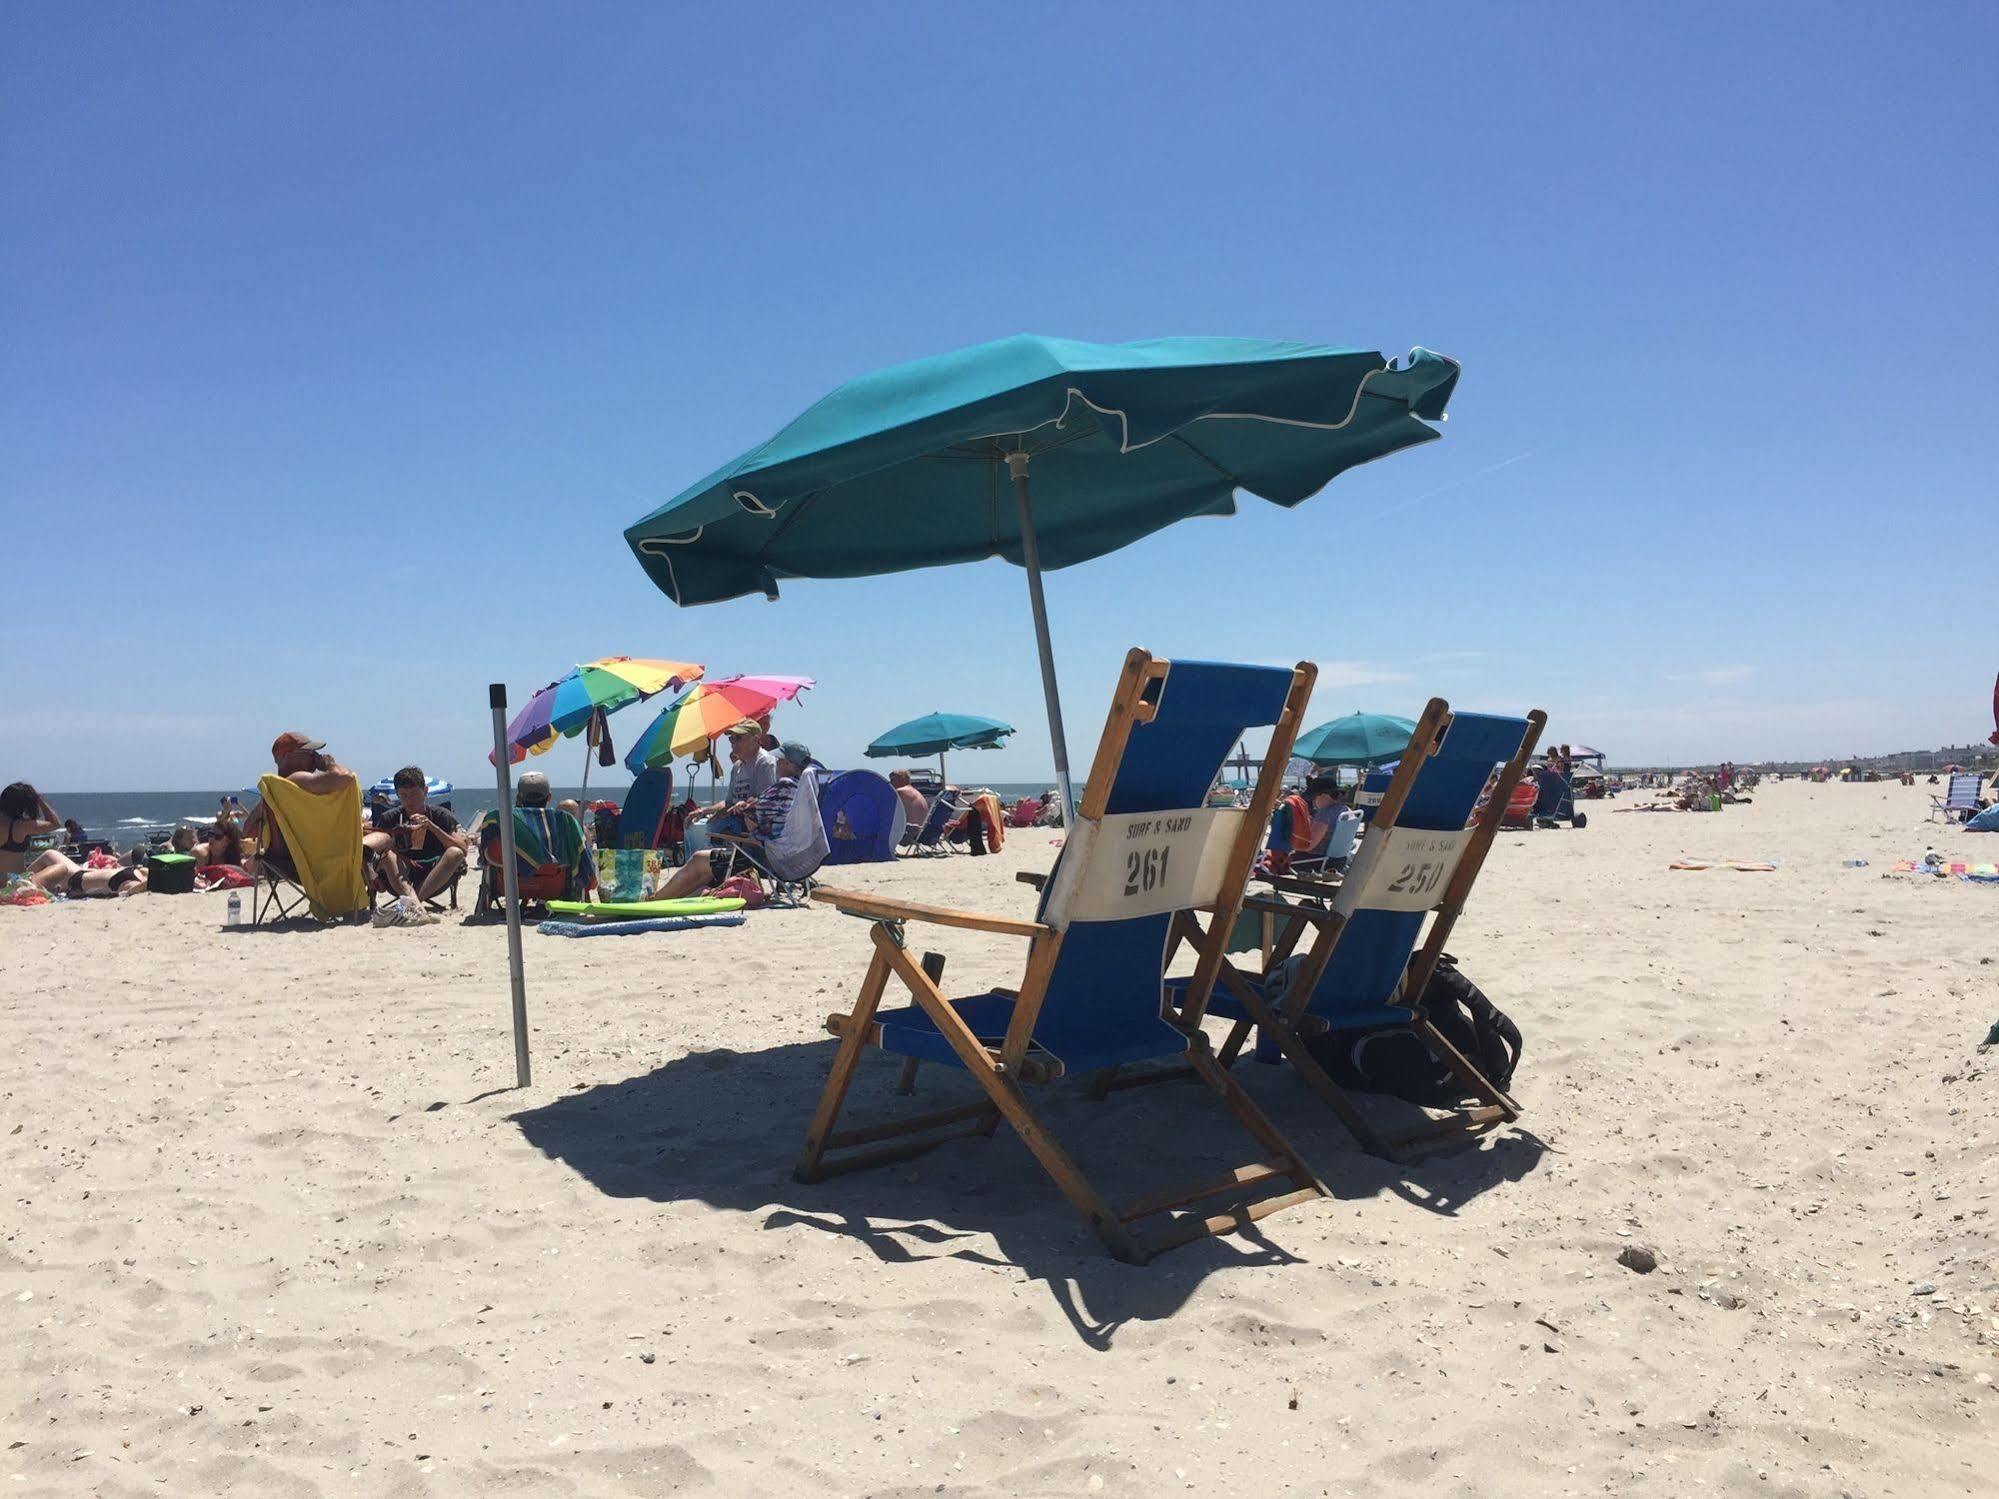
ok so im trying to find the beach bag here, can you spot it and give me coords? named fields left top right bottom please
left=1260, top=793, right=1312, bottom=875
left=1299, top=953, right=1521, bottom=1107
left=712, top=874, right=765, bottom=909
left=596, top=848, right=654, bottom=903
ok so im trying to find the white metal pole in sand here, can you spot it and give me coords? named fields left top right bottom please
left=488, top=683, right=531, bottom=1088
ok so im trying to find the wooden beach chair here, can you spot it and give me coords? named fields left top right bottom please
left=1163, top=698, right=1545, bottom=1160
left=797, top=649, right=1325, bottom=1263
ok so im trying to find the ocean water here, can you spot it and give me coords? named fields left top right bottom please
left=41, top=779, right=1061, bottom=846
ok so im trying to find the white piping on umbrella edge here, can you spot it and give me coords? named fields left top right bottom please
left=633, top=347, right=1458, bottom=538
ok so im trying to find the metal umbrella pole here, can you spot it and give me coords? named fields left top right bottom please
left=1006, top=451, right=1074, bottom=825
left=488, top=684, right=531, bottom=1087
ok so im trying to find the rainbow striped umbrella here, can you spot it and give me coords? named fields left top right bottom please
left=625, top=674, right=813, bottom=770
left=493, top=657, right=704, bottom=765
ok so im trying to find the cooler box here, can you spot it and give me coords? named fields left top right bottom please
left=147, top=852, right=197, bottom=894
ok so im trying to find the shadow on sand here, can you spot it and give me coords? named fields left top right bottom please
left=511, top=1037, right=1545, bottom=1348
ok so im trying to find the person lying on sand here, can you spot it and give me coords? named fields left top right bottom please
left=2, top=782, right=149, bottom=896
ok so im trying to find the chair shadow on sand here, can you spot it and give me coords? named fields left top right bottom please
left=511, top=1037, right=1545, bottom=1349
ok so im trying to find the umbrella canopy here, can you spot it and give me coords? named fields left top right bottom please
left=625, top=334, right=1458, bottom=816
left=368, top=775, right=453, bottom=799
left=1293, top=712, right=1417, bottom=767
left=495, top=657, right=703, bottom=765
left=865, top=712, right=1015, bottom=759
left=625, top=674, right=814, bottom=771
left=865, top=711, right=1014, bottom=784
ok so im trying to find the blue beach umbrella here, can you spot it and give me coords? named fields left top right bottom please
left=1292, top=712, right=1418, bottom=768
left=368, top=775, right=454, bottom=800
left=626, top=334, right=1459, bottom=816
left=865, top=711, right=1015, bottom=784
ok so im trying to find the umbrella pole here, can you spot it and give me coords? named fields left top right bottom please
left=1007, top=453, right=1074, bottom=824
left=488, top=684, right=531, bottom=1088
left=938, top=751, right=947, bottom=787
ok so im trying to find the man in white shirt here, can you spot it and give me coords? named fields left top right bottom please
left=689, top=720, right=779, bottom=837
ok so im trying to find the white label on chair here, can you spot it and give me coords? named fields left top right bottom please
left=1043, top=808, right=1245, bottom=926
left=1333, top=825, right=1470, bottom=915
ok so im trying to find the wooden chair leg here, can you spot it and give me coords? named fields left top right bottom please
left=893, top=952, right=946, bottom=1096
left=1224, top=969, right=1395, bottom=1159
left=1185, top=1040, right=1325, bottom=1198
left=1215, top=1018, right=1256, bottom=1068
left=881, top=940, right=1140, bottom=1261
left=1416, top=1017, right=1520, bottom=1119
left=794, top=946, right=894, bottom=1183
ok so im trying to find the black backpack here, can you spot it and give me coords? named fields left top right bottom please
left=1301, top=952, right=1521, bottom=1108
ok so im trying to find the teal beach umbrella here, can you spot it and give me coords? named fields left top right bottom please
left=626, top=334, right=1459, bottom=816
left=865, top=711, right=1015, bottom=784
left=1293, top=712, right=1418, bottom=767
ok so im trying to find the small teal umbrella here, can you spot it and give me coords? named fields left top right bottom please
left=1294, top=712, right=1417, bottom=767
left=865, top=711, right=1014, bottom=784
left=626, top=334, right=1458, bottom=816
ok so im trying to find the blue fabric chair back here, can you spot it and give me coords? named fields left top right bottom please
left=620, top=768, right=674, bottom=848
left=1031, top=660, right=1295, bottom=1065
left=1310, top=711, right=1532, bottom=1023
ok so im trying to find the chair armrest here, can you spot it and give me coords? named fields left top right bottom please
left=812, top=885, right=1048, bottom=938
left=1015, top=871, right=1048, bottom=890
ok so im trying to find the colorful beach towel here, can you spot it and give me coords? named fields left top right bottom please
left=478, top=806, right=590, bottom=892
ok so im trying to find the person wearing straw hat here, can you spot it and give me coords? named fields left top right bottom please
left=688, top=719, right=777, bottom=837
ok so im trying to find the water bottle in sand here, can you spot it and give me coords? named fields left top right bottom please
left=226, top=892, right=241, bottom=928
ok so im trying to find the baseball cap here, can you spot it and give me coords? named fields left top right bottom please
left=725, top=719, right=763, bottom=739
left=777, top=740, right=812, bottom=767
left=271, top=731, right=325, bottom=761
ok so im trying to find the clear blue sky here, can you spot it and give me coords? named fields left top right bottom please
left=5, top=3, right=1992, bottom=791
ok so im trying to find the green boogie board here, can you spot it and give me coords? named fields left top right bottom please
left=546, top=897, right=747, bottom=920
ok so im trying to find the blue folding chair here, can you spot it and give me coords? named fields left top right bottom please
left=1931, top=771, right=1982, bottom=823
left=799, top=649, right=1325, bottom=1263
left=898, top=789, right=963, bottom=855
left=1174, top=698, right=1545, bottom=1160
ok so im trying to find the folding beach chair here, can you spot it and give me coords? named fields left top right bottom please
left=712, top=767, right=831, bottom=908
left=251, top=774, right=370, bottom=925
left=898, top=790, right=963, bottom=855
left=1162, top=698, right=1546, bottom=1160
left=474, top=806, right=591, bottom=918
left=798, top=649, right=1325, bottom=1263
left=1930, top=771, right=1982, bottom=823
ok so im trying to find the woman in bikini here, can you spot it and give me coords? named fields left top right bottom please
left=1, top=782, right=148, bottom=897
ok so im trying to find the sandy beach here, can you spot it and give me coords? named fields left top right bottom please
left=3, top=779, right=1993, bottom=1496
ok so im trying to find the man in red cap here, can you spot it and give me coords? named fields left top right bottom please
left=243, top=732, right=410, bottom=898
